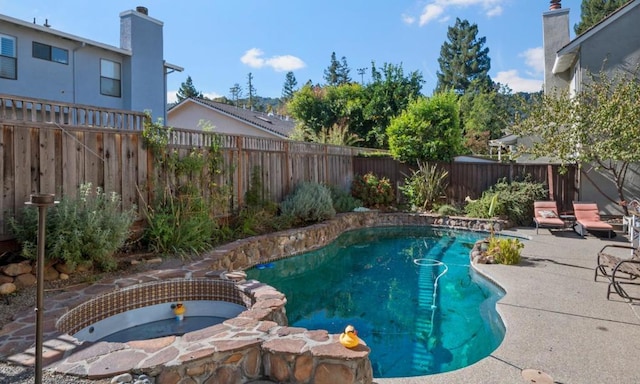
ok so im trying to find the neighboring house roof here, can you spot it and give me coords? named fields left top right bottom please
left=169, top=98, right=295, bottom=138
left=489, top=134, right=519, bottom=147
left=553, top=0, right=639, bottom=73
left=453, top=155, right=499, bottom=163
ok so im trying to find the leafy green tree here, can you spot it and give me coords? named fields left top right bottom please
left=436, top=18, right=491, bottom=94
left=459, top=82, right=520, bottom=154
left=387, top=92, right=463, bottom=162
left=176, top=75, right=203, bottom=102
left=288, top=83, right=366, bottom=141
left=287, top=84, right=333, bottom=133
left=282, top=71, right=298, bottom=101
left=512, top=69, right=640, bottom=214
left=288, top=62, right=423, bottom=149
left=361, top=62, right=424, bottom=148
left=574, top=0, right=627, bottom=35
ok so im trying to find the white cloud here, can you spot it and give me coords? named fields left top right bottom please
left=486, top=6, right=503, bottom=17
left=202, top=92, right=222, bottom=100
left=167, top=90, right=222, bottom=104
left=402, top=13, right=416, bottom=25
left=415, top=0, right=506, bottom=26
left=266, top=55, right=306, bottom=72
left=419, top=4, right=445, bottom=26
left=494, top=70, right=543, bottom=93
left=167, top=91, right=178, bottom=104
left=241, top=48, right=266, bottom=68
left=520, top=46, right=544, bottom=75
left=240, top=48, right=306, bottom=72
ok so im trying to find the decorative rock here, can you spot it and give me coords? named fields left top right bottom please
left=76, top=262, right=93, bottom=273
left=54, top=262, right=76, bottom=275
left=59, top=273, right=69, bottom=280
left=14, top=273, right=37, bottom=288
left=43, top=266, right=59, bottom=281
left=111, top=373, right=133, bottom=383
left=2, top=262, right=33, bottom=277
left=314, top=362, right=355, bottom=384
left=224, top=270, right=246, bottom=282
left=145, top=257, right=163, bottom=264
left=0, top=282, right=17, bottom=295
left=0, top=274, right=13, bottom=284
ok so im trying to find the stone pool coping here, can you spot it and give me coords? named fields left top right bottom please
left=0, top=211, right=506, bottom=383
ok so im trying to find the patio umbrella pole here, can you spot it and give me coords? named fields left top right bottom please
left=28, top=194, right=56, bottom=384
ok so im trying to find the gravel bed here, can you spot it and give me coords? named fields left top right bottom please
left=0, top=363, right=111, bottom=384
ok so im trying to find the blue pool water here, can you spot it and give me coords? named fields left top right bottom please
left=247, top=226, right=505, bottom=378
left=99, top=316, right=227, bottom=343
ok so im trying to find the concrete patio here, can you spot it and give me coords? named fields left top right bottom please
left=377, top=227, right=640, bottom=384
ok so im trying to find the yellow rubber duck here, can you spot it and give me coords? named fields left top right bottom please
left=173, top=302, right=185, bottom=321
left=339, top=325, right=360, bottom=348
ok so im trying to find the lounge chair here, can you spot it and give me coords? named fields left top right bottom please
left=533, top=201, right=566, bottom=234
left=595, top=244, right=640, bottom=281
left=572, top=201, right=613, bottom=238
left=595, top=244, right=640, bottom=301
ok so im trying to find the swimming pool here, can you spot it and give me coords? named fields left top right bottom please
left=247, top=226, right=505, bottom=378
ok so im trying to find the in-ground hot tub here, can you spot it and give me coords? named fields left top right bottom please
left=56, top=278, right=252, bottom=342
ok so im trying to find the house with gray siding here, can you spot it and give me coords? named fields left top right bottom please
left=544, top=0, right=640, bottom=96
left=542, top=0, right=640, bottom=215
left=0, top=6, right=181, bottom=122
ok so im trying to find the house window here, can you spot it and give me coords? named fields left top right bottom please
left=100, top=59, right=121, bottom=97
left=32, top=41, right=69, bottom=64
left=0, top=34, right=17, bottom=79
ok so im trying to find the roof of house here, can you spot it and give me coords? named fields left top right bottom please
left=553, top=0, right=639, bottom=73
left=169, top=97, right=296, bottom=138
left=0, top=11, right=183, bottom=72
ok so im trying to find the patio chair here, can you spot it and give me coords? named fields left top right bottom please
left=572, top=201, right=613, bottom=238
left=533, top=201, right=566, bottom=234
left=595, top=244, right=640, bottom=282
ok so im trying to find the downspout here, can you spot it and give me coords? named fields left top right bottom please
left=71, top=42, right=86, bottom=105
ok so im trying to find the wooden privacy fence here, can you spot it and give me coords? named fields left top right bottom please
left=0, top=97, right=370, bottom=239
left=0, top=94, right=578, bottom=240
left=353, top=157, right=578, bottom=212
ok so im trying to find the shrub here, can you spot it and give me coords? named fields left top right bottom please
left=329, top=185, right=363, bottom=213
left=486, top=237, right=523, bottom=265
left=9, top=183, right=135, bottom=271
left=280, top=182, right=336, bottom=225
left=436, top=204, right=461, bottom=216
left=464, top=176, right=547, bottom=225
left=142, top=186, right=216, bottom=256
left=400, top=162, right=448, bottom=211
left=351, top=173, right=395, bottom=209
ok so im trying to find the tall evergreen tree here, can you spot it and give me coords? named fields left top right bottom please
left=229, top=83, right=242, bottom=106
left=574, top=0, right=627, bottom=35
left=176, top=75, right=203, bottom=102
left=282, top=71, right=298, bottom=101
left=323, top=53, right=351, bottom=86
left=324, top=52, right=340, bottom=86
left=436, top=18, right=492, bottom=94
left=337, top=56, right=351, bottom=85
left=246, top=72, right=257, bottom=109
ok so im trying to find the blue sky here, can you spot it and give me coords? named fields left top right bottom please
left=2, top=0, right=582, bottom=101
